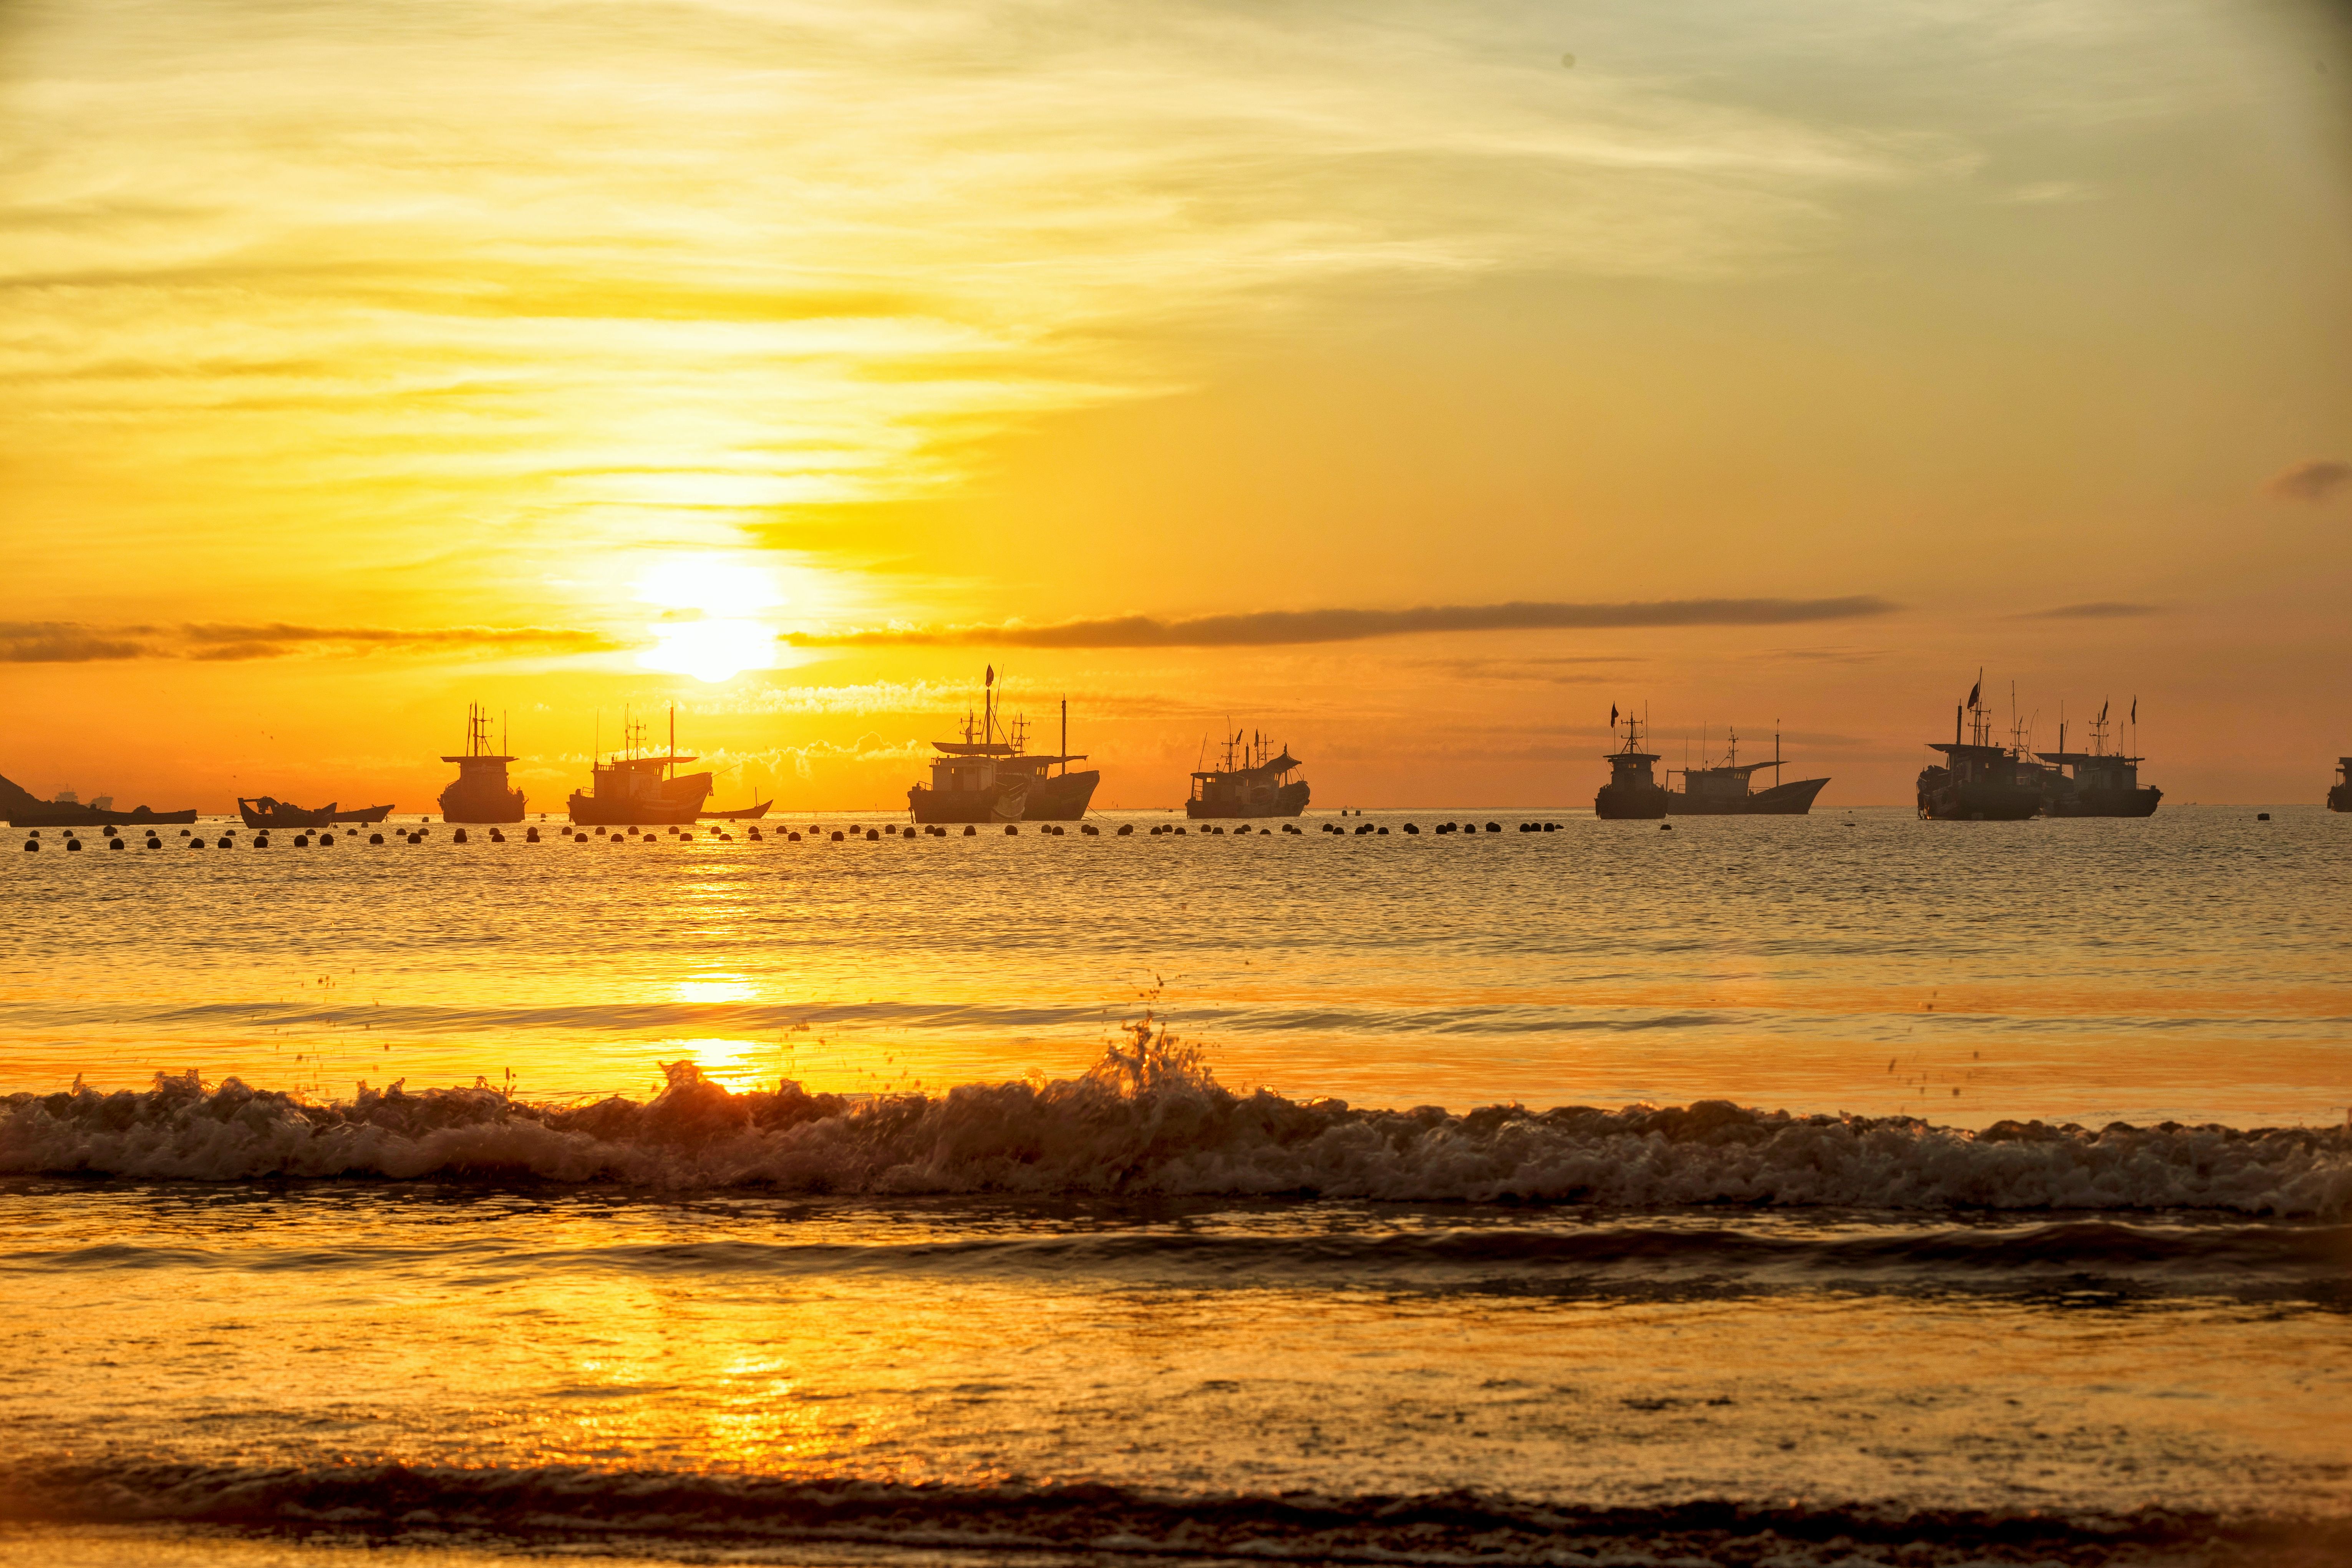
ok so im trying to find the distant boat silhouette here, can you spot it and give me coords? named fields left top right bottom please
left=567, top=706, right=753, bottom=825
left=1595, top=709, right=1668, bottom=820
left=238, top=797, right=396, bottom=829
left=2330, top=758, right=2350, bottom=813
left=1917, top=680, right=2041, bottom=820
left=910, top=668, right=1094, bottom=823
left=1, top=772, right=196, bottom=827
left=1664, top=727, right=1828, bottom=815
left=2036, top=702, right=2160, bottom=817
left=1185, top=728, right=1308, bottom=819
left=439, top=703, right=526, bottom=823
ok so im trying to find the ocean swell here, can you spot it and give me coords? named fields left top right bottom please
left=4, top=1034, right=2347, bottom=1214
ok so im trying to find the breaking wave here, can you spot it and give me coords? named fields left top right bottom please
left=4, top=1023, right=2347, bottom=1215
left=5, top=1459, right=2345, bottom=1567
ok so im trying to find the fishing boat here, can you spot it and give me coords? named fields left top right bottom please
left=238, top=797, right=397, bottom=830
left=1185, top=728, right=1308, bottom=818
left=1664, top=727, right=1829, bottom=815
left=1916, top=677, right=2042, bottom=820
left=1003, top=700, right=1100, bottom=820
left=1, top=774, right=196, bottom=827
left=2330, top=758, right=2350, bottom=813
left=568, top=707, right=732, bottom=825
left=2037, top=700, right=2160, bottom=817
left=438, top=704, right=526, bottom=823
left=909, top=668, right=1033, bottom=824
left=1594, top=708, right=1668, bottom=820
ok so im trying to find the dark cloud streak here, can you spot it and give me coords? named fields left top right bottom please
left=2012, top=602, right=2163, bottom=620
left=2266, top=459, right=2351, bottom=503
left=786, top=596, right=1899, bottom=650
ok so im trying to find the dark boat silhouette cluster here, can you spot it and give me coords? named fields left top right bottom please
left=1918, top=680, right=2160, bottom=820
left=908, top=668, right=1099, bottom=824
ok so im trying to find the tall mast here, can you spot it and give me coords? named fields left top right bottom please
left=1060, top=698, right=1067, bottom=776
left=668, top=705, right=676, bottom=781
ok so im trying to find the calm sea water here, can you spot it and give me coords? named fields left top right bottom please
left=3, top=805, right=2348, bottom=1565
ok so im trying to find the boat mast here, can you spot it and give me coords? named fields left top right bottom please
left=668, top=705, right=676, bottom=782
left=1060, top=699, right=1067, bottom=777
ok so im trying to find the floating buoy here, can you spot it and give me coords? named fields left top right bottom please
left=189, top=839, right=204, bottom=850
left=1376, top=826, right=1389, bottom=835
left=1403, top=823, right=1419, bottom=834
left=67, top=838, right=83, bottom=851
left=1082, top=823, right=1100, bottom=836
left=317, top=834, right=333, bottom=847
left=2258, top=812, right=2271, bottom=821
left=20, top=840, right=33, bottom=853
left=901, top=826, right=915, bottom=839
left=109, top=837, right=124, bottom=850
left=1005, top=824, right=1018, bottom=835
left=146, top=836, right=161, bottom=848
left=525, top=827, right=540, bottom=842
left=1174, top=826, right=1187, bottom=835
left=830, top=830, right=845, bottom=842
left=787, top=831, right=802, bottom=842
left=1661, top=823, right=1672, bottom=832
left=179, top=829, right=190, bottom=837
left=489, top=829, right=504, bottom=842
left=254, top=835, right=271, bottom=848
left=293, top=834, right=310, bottom=848
left=1116, top=824, right=1132, bottom=835
left=748, top=827, right=762, bottom=840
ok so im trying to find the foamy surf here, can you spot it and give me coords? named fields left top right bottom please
left=5, top=1031, right=2345, bottom=1214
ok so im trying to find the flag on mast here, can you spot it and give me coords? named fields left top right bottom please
left=1609, top=704, right=1619, bottom=728
left=1966, top=678, right=1982, bottom=709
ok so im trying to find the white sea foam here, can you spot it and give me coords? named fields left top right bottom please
left=5, top=1029, right=2346, bottom=1215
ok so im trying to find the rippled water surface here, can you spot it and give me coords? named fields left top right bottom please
left=5, top=806, right=2349, bottom=1123
left=3, top=805, right=2349, bottom=1565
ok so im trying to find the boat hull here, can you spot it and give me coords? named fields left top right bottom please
left=1186, top=780, right=1309, bottom=818
left=439, top=782, right=526, bottom=824
left=1022, top=771, right=1101, bottom=820
left=1594, top=783, right=1669, bottom=820
left=1666, top=777, right=1830, bottom=816
left=2047, top=786, right=2161, bottom=819
left=7, top=802, right=199, bottom=827
left=1917, top=778, right=2042, bottom=820
left=909, top=777, right=1028, bottom=824
left=699, top=801, right=773, bottom=821
left=567, top=791, right=701, bottom=826
left=2329, top=784, right=2350, bottom=813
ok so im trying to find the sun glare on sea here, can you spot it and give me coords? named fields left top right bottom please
left=637, top=556, right=783, bottom=683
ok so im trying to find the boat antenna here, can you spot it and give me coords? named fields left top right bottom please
left=1774, top=721, right=1783, bottom=783
left=1060, top=698, right=1067, bottom=777
left=668, top=704, right=676, bottom=782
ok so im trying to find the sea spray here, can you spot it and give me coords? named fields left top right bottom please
left=4, top=1021, right=2346, bottom=1213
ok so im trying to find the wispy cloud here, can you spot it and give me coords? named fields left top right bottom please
left=2266, top=459, right=2351, bottom=504
left=786, top=597, right=1897, bottom=651
left=2011, top=601, right=2163, bottom=620
left=0, top=621, right=618, bottom=663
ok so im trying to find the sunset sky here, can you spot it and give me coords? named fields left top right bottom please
left=5, top=0, right=2349, bottom=811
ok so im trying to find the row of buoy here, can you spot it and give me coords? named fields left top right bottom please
left=22, top=817, right=1577, bottom=854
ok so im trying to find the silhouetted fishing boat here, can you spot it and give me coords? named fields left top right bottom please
left=1185, top=728, right=1308, bottom=818
left=438, top=704, right=526, bottom=824
left=2038, top=699, right=2160, bottom=817
left=910, top=668, right=1026, bottom=824
left=2330, top=758, right=2351, bottom=813
left=1595, top=708, right=1668, bottom=819
left=1008, top=699, right=1100, bottom=821
left=568, top=707, right=724, bottom=825
left=1665, top=728, right=1829, bottom=815
left=1917, top=677, right=2041, bottom=820
left=238, top=797, right=396, bottom=830
left=1, top=773, right=196, bottom=827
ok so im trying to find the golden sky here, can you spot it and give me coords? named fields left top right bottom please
left=5, top=0, right=2349, bottom=810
